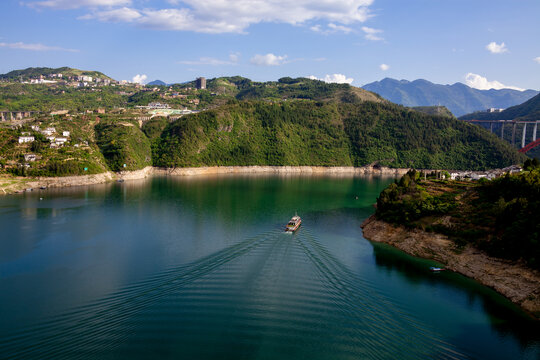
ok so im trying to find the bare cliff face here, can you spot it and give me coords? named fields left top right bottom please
left=361, top=215, right=540, bottom=319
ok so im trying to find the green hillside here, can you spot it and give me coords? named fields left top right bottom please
left=153, top=100, right=525, bottom=170
left=412, top=106, right=455, bottom=119
left=0, top=67, right=114, bottom=81
left=376, top=166, right=540, bottom=270
left=460, top=93, right=540, bottom=122
left=95, top=120, right=152, bottom=171
left=0, top=83, right=126, bottom=111
left=460, top=93, right=540, bottom=158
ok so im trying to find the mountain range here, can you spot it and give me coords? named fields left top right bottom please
left=362, top=78, right=539, bottom=117
left=460, top=92, right=540, bottom=122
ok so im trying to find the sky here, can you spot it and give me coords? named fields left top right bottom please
left=1, top=0, right=539, bottom=90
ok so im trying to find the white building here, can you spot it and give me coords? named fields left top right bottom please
left=24, top=154, right=37, bottom=162
left=42, top=127, right=56, bottom=136
left=78, top=75, right=93, bottom=82
left=62, top=131, right=70, bottom=137
left=18, top=136, right=35, bottom=143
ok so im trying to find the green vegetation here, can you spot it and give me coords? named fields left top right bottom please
left=0, top=67, right=113, bottom=81
left=412, top=106, right=455, bottom=118
left=1, top=116, right=108, bottom=177
left=153, top=100, right=352, bottom=167
left=460, top=93, right=540, bottom=122
left=459, top=93, right=540, bottom=159
left=151, top=100, right=525, bottom=169
left=0, top=71, right=529, bottom=178
left=0, top=83, right=126, bottom=112
left=376, top=166, right=540, bottom=269
left=95, top=120, right=152, bottom=171
left=236, top=77, right=383, bottom=103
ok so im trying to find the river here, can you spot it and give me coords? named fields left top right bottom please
left=0, top=174, right=538, bottom=359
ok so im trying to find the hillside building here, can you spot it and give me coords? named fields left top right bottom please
left=196, top=77, right=206, bottom=89
left=18, top=136, right=35, bottom=143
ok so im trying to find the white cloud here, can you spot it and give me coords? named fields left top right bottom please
left=534, top=57, right=540, bottom=64
left=250, top=53, right=288, bottom=66
left=485, top=41, right=508, bottom=54
left=379, top=63, right=389, bottom=71
left=131, top=74, right=147, bottom=84
left=362, top=26, right=383, bottom=41
left=464, top=73, right=523, bottom=91
left=29, top=0, right=131, bottom=9
left=0, top=41, right=78, bottom=52
left=72, top=0, right=374, bottom=34
left=179, top=55, right=239, bottom=66
left=228, top=52, right=240, bottom=63
left=311, top=23, right=355, bottom=35
left=327, top=23, right=354, bottom=34
left=79, top=7, right=141, bottom=22
left=308, top=74, right=353, bottom=84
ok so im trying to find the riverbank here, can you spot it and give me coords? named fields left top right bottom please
left=0, top=165, right=409, bottom=194
left=361, top=215, right=540, bottom=319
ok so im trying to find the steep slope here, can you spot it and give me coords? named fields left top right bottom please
left=460, top=92, right=540, bottom=121
left=153, top=100, right=525, bottom=170
left=362, top=78, right=538, bottom=117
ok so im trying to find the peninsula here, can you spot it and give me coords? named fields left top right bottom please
left=362, top=167, right=540, bottom=318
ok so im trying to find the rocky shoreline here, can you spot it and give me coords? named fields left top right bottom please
left=0, top=165, right=409, bottom=194
left=361, top=215, right=540, bottom=319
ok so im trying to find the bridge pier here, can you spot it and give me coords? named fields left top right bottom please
left=501, top=123, right=505, bottom=139
left=490, top=122, right=493, bottom=133
left=522, top=123, right=528, bottom=148
left=511, top=122, right=516, bottom=146
left=534, top=121, right=538, bottom=142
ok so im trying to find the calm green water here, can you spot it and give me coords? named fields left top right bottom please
left=0, top=175, right=538, bottom=359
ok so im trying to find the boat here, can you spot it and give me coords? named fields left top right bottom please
left=429, top=267, right=445, bottom=272
left=285, top=214, right=301, bottom=232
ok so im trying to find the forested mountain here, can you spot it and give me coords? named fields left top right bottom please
left=362, top=78, right=538, bottom=117
left=152, top=100, right=524, bottom=170
left=0, top=67, right=113, bottom=81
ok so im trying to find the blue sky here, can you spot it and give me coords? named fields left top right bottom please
left=1, top=0, right=539, bottom=90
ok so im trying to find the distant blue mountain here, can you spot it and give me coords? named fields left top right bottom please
left=362, top=78, right=539, bottom=117
left=147, top=79, right=167, bottom=86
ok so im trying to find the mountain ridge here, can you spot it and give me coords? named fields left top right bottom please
left=362, top=78, right=538, bottom=117
left=0, top=67, right=114, bottom=81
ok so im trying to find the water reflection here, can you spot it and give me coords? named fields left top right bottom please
left=0, top=174, right=538, bottom=360
left=371, top=242, right=540, bottom=350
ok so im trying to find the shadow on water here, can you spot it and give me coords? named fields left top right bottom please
left=370, top=242, right=540, bottom=348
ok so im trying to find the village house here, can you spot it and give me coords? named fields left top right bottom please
left=18, top=136, right=35, bottom=143
left=24, top=154, right=37, bottom=162
left=42, top=127, right=56, bottom=136
left=62, top=131, right=70, bottom=137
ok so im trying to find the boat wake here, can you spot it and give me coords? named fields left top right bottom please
left=1, top=228, right=468, bottom=359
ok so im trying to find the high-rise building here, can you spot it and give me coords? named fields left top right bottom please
left=196, top=77, right=206, bottom=89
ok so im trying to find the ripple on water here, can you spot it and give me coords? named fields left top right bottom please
left=3, top=229, right=469, bottom=360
